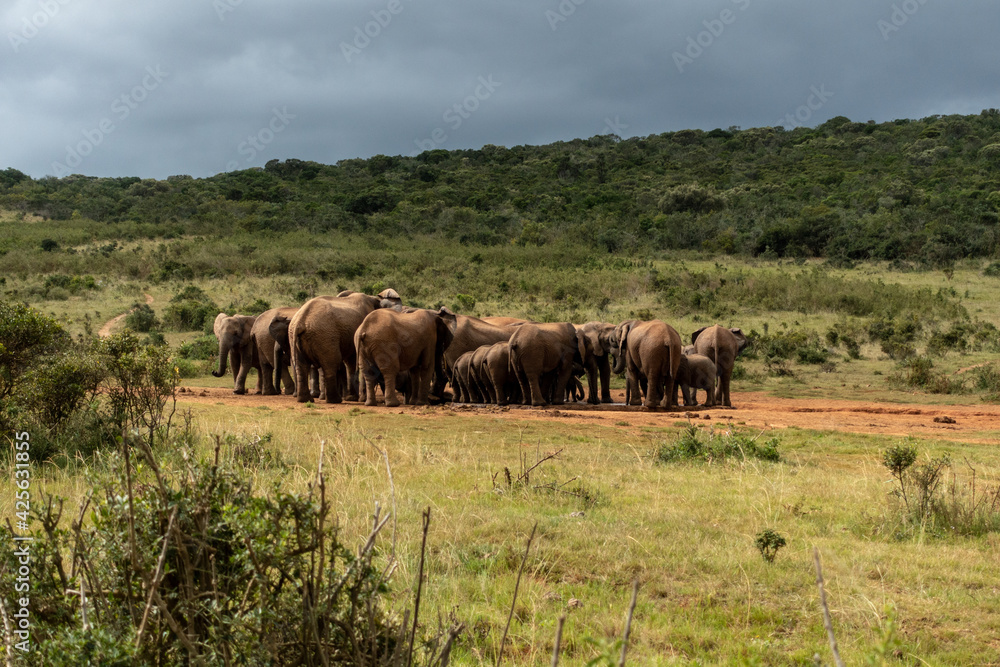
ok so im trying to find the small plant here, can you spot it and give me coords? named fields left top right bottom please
left=754, top=529, right=786, bottom=563
left=883, top=444, right=917, bottom=509
left=655, top=426, right=780, bottom=464
left=125, top=302, right=159, bottom=332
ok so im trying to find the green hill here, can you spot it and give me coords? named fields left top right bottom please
left=3, top=110, right=1000, bottom=267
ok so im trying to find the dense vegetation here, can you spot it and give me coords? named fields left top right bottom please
left=4, top=110, right=1000, bottom=269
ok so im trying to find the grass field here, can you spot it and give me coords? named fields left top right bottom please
left=4, top=254, right=1000, bottom=663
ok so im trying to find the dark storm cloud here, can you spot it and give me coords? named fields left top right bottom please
left=1, top=0, right=996, bottom=179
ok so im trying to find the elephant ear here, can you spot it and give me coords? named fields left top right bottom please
left=585, top=328, right=606, bottom=358
left=576, top=329, right=589, bottom=365
left=214, top=313, right=228, bottom=337
left=617, top=321, right=633, bottom=360
left=730, top=328, right=749, bottom=354
left=690, top=326, right=709, bottom=346
left=378, top=288, right=402, bottom=306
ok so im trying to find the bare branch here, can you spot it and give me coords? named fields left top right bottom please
left=496, top=522, right=538, bottom=666
left=813, top=547, right=845, bottom=667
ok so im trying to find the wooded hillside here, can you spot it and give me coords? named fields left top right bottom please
left=4, top=110, right=1000, bottom=265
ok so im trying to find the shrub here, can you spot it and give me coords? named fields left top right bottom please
left=0, top=301, right=67, bottom=402
left=1, top=434, right=461, bottom=664
left=754, top=529, right=787, bottom=563
left=889, top=356, right=959, bottom=394
left=95, top=330, right=178, bottom=448
left=124, top=303, right=159, bottom=332
left=972, top=362, right=1000, bottom=402
left=176, top=334, right=218, bottom=360
left=881, top=444, right=1000, bottom=536
left=43, top=274, right=98, bottom=295
left=658, top=183, right=725, bottom=214
left=162, top=286, right=219, bottom=332
left=655, top=426, right=780, bottom=464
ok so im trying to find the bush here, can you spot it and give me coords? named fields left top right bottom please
left=43, top=274, right=99, bottom=296
left=124, top=303, right=159, bottom=332
left=889, top=356, right=959, bottom=394
left=0, top=433, right=461, bottom=664
left=162, top=286, right=219, bottom=332
left=972, top=362, right=1000, bottom=402
left=95, top=330, right=178, bottom=448
left=658, top=183, right=725, bottom=214
left=880, top=444, right=1000, bottom=537
left=177, top=334, right=218, bottom=360
left=655, top=426, right=780, bottom=464
left=0, top=301, right=67, bottom=402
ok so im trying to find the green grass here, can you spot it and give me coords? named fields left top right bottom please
left=7, top=253, right=1000, bottom=662
left=6, top=403, right=1000, bottom=664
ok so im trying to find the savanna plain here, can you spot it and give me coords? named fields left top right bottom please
left=4, top=236, right=1000, bottom=665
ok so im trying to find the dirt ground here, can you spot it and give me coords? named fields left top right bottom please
left=175, top=385, right=1000, bottom=446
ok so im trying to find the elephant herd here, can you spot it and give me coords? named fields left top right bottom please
left=210, top=289, right=748, bottom=410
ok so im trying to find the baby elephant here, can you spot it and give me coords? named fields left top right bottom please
left=675, top=352, right=717, bottom=407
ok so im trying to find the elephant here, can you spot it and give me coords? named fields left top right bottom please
left=288, top=292, right=387, bottom=403
left=576, top=321, right=616, bottom=404
left=469, top=344, right=495, bottom=403
left=508, top=322, right=581, bottom=407
left=483, top=342, right=522, bottom=406
left=212, top=313, right=260, bottom=395
left=356, top=307, right=458, bottom=407
left=451, top=350, right=478, bottom=403
left=674, top=352, right=718, bottom=407
left=609, top=319, right=682, bottom=409
left=690, top=325, right=748, bottom=407
left=364, top=368, right=414, bottom=405
left=269, top=314, right=324, bottom=399
left=436, top=316, right=524, bottom=402
left=480, top=316, right=529, bottom=327
left=250, top=307, right=299, bottom=395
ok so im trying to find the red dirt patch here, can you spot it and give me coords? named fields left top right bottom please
left=174, top=386, right=1000, bottom=445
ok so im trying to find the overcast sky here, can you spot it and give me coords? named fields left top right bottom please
left=2, top=0, right=997, bottom=180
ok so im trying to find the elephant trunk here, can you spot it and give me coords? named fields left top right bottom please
left=212, top=338, right=231, bottom=378
left=611, top=348, right=626, bottom=375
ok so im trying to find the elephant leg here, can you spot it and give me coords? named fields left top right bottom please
left=662, top=375, right=677, bottom=410
left=322, top=360, right=343, bottom=404
left=644, top=370, right=662, bottom=409
left=482, top=373, right=497, bottom=404
left=281, top=365, right=295, bottom=395
left=598, top=357, right=613, bottom=403
left=585, top=364, right=600, bottom=405
left=491, top=373, right=508, bottom=406
left=626, top=368, right=642, bottom=406
left=362, top=369, right=379, bottom=406
left=294, top=357, right=312, bottom=403
left=414, top=363, right=433, bottom=405
left=230, top=348, right=241, bottom=383
left=234, top=355, right=253, bottom=395
left=550, top=362, right=572, bottom=406
left=525, top=370, right=546, bottom=407
left=384, top=372, right=402, bottom=408
left=720, top=371, right=733, bottom=407
left=311, top=367, right=323, bottom=399
left=260, top=361, right=277, bottom=395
